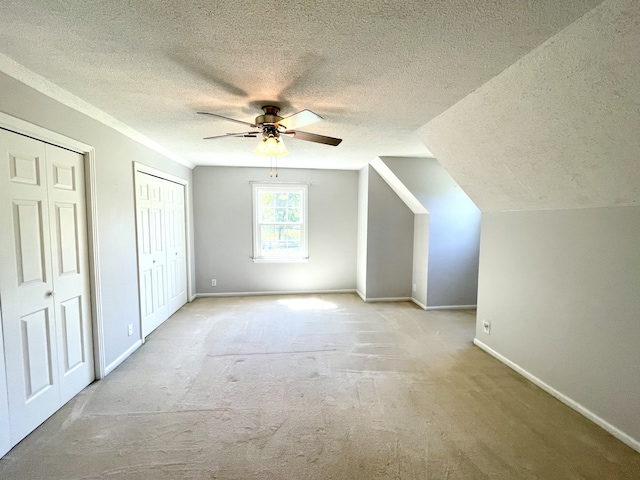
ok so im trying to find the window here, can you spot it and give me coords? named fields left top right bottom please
left=252, top=184, right=308, bottom=262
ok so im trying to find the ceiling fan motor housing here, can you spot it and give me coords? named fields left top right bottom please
left=255, top=105, right=283, bottom=127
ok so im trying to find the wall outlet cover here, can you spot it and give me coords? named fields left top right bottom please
left=211, top=279, right=217, bottom=287
left=483, top=321, right=491, bottom=334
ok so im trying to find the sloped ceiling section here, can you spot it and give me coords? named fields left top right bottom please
left=0, top=0, right=602, bottom=170
left=420, top=0, right=640, bottom=212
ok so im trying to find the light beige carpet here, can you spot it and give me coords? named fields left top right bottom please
left=1, top=294, right=638, bottom=479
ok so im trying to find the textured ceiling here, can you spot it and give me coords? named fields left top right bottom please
left=0, top=0, right=602, bottom=170
left=421, top=0, right=640, bottom=211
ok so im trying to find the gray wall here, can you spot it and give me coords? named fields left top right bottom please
left=0, top=72, right=194, bottom=369
left=383, top=157, right=480, bottom=307
left=356, top=166, right=369, bottom=298
left=365, top=167, right=414, bottom=299
left=412, top=214, right=429, bottom=308
left=193, top=166, right=357, bottom=294
left=477, top=206, right=640, bottom=445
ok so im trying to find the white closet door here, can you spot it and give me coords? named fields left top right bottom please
left=165, top=181, right=187, bottom=316
left=0, top=130, right=94, bottom=447
left=0, top=133, right=51, bottom=443
left=0, top=131, right=60, bottom=444
left=45, top=144, right=94, bottom=404
left=136, top=172, right=169, bottom=337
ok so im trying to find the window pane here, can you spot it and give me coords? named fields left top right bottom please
left=275, top=193, right=288, bottom=207
left=261, top=206, right=274, bottom=222
left=260, top=225, right=301, bottom=255
left=261, top=192, right=273, bottom=206
left=287, top=208, right=300, bottom=222
left=289, top=193, right=300, bottom=208
left=284, top=226, right=300, bottom=241
left=275, top=208, right=287, bottom=222
left=260, top=225, right=275, bottom=255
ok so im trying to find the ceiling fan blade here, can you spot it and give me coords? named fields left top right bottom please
left=286, top=130, right=342, bottom=146
left=203, top=131, right=260, bottom=140
left=198, top=111, right=256, bottom=127
left=277, top=109, right=323, bottom=130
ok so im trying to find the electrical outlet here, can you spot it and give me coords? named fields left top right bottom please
left=412, top=283, right=417, bottom=292
left=211, top=279, right=217, bottom=287
left=127, top=324, right=133, bottom=336
left=483, top=320, right=491, bottom=335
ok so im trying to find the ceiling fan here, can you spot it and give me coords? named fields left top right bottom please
left=197, top=106, right=342, bottom=156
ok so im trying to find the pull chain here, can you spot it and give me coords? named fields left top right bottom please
left=269, top=155, right=279, bottom=178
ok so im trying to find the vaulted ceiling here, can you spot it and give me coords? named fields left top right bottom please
left=0, top=0, right=603, bottom=171
left=421, top=0, right=640, bottom=211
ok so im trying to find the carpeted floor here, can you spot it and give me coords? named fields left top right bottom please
left=1, top=294, right=638, bottom=479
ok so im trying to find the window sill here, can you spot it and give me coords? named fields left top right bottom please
left=252, top=257, right=309, bottom=264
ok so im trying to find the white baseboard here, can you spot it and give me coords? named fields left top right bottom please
left=363, top=296, right=412, bottom=303
left=474, top=339, right=640, bottom=454
left=426, top=304, right=477, bottom=311
left=104, top=339, right=142, bottom=376
left=195, top=289, right=356, bottom=298
left=189, top=294, right=197, bottom=302
left=354, top=292, right=417, bottom=305
left=411, top=298, right=427, bottom=310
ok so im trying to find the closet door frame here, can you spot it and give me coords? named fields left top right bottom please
left=0, top=112, right=107, bottom=380
left=133, top=162, right=192, bottom=340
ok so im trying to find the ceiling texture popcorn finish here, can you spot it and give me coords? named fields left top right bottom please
left=421, top=0, right=640, bottom=211
left=0, top=0, right=602, bottom=170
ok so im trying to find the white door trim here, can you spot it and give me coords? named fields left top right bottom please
left=0, top=111, right=107, bottom=379
left=0, top=306, right=10, bottom=457
left=133, top=162, right=193, bottom=304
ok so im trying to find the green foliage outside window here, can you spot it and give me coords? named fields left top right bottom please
left=256, top=189, right=305, bottom=257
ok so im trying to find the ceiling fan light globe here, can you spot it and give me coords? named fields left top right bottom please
left=254, top=136, right=289, bottom=157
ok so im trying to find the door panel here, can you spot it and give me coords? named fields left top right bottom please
left=152, top=205, right=163, bottom=252
left=141, top=269, right=154, bottom=317
left=55, top=203, right=79, bottom=275
left=45, top=144, right=94, bottom=405
left=0, top=130, right=61, bottom=444
left=140, top=208, right=151, bottom=254
left=21, top=308, right=55, bottom=400
left=154, top=263, right=166, bottom=310
left=13, top=200, right=47, bottom=284
left=9, top=151, right=40, bottom=185
left=52, top=163, right=74, bottom=190
left=60, top=296, right=84, bottom=373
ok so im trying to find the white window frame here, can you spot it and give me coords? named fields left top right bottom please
left=252, top=183, right=309, bottom=263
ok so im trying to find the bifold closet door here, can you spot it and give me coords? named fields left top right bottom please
left=165, top=180, right=187, bottom=316
left=0, top=129, right=94, bottom=446
left=136, top=172, right=187, bottom=337
left=45, top=144, right=94, bottom=405
left=136, top=173, right=168, bottom=337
